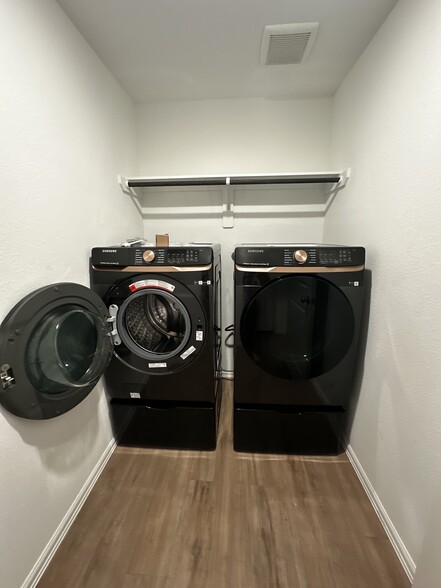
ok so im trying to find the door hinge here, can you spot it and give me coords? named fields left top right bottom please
left=1, top=364, right=15, bottom=390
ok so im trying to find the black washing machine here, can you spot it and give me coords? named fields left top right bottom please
left=233, top=244, right=365, bottom=454
left=90, top=243, right=222, bottom=449
left=0, top=244, right=222, bottom=450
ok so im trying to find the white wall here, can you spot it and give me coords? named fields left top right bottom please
left=5, top=0, right=435, bottom=583
left=0, top=1, right=141, bottom=587
left=136, top=98, right=333, bottom=371
left=325, top=0, right=441, bottom=578
left=136, top=98, right=332, bottom=176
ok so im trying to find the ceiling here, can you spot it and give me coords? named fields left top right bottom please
left=56, top=0, right=398, bottom=103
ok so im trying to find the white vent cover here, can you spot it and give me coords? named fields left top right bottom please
left=261, top=23, right=319, bottom=65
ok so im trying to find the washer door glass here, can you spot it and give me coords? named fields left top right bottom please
left=118, top=289, right=191, bottom=360
left=241, top=276, right=355, bottom=380
left=26, top=303, right=112, bottom=393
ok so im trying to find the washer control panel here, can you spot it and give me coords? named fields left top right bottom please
left=235, top=245, right=365, bottom=267
left=91, top=246, right=214, bottom=267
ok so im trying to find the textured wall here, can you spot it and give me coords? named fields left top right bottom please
left=0, top=1, right=141, bottom=586
left=135, top=97, right=333, bottom=371
left=324, top=0, right=441, bottom=573
left=4, top=0, right=438, bottom=583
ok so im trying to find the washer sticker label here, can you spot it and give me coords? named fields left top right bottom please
left=130, top=392, right=141, bottom=399
left=129, top=279, right=176, bottom=293
left=148, top=362, right=167, bottom=368
left=196, top=330, right=204, bottom=341
left=180, top=346, right=196, bottom=360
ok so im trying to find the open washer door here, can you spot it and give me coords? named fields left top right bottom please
left=0, top=283, right=114, bottom=419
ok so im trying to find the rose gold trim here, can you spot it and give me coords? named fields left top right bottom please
left=92, top=264, right=212, bottom=273
left=235, top=264, right=364, bottom=273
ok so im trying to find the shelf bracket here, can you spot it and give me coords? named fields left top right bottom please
left=337, top=168, right=351, bottom=188
left=323, top=168, right=351, bottom=214
left=118, top=175, right=143, bottom=214
left=118, top=175, right=138, bottom=197
left=222, top=178, right=234, bottom=228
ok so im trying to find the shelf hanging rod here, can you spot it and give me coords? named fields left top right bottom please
left=126, top=172, right=342, bottom=189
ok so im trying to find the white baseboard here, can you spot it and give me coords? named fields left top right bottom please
left=346, top=444, right=415, bottom=582
left=23, top=438, right=117, bottom=588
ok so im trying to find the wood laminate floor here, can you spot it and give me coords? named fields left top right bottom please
left=38, top=382, right=410, bottom=588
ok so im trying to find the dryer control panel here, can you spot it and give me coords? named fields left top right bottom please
left=91, top=246, right=215, bottom=267
left=235, top=245, right=365, bottom=267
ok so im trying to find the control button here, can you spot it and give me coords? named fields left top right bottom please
left=143, top=250, right=155, bottom=263
left=294, top=249, right=308, bottom=264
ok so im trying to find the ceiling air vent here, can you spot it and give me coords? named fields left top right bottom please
left=261, top=23, right=319, bottom=66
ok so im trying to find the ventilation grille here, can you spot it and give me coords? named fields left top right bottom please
left=261, top=23, right=319, bottom=66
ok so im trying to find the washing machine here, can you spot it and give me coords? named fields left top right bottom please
left=90, top=243, right=222, bottom=449
left=0, top=244, right=222, bottom=450
left=233, top=244, right=365, bottom=454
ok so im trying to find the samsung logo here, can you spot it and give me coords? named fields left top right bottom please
left=102, top=249, right=117, bottom=253
left=247, top=249, right=264, bottom=253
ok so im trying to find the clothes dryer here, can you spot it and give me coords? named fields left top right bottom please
left=233, top=244, right=365, bottom=454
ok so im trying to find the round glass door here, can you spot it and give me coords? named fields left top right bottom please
left=241, top=276, right=355, bottom=380
left=26, top=303, right=113, bottom=393
left=117, top=289, right=191, bottom=360
left=0, top=282, right=114, bottom=419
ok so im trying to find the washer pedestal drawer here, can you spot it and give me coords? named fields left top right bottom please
left=233, top=405, right=346, bottom=455
left=110, top=392, right=221, bottom=451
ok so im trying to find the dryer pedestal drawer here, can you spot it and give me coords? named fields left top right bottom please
left=110, top=394, right=221, bottom=451
left=233, top=406, right=346, bottom=454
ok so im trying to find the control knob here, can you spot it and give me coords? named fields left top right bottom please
left=294, top=249, right=308, bottom=264
left=143, top=249, right=155, bottom=263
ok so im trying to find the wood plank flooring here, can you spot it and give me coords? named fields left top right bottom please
left=37, top=381, right=410, bottom=588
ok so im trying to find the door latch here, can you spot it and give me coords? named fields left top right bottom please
left=107, top=305, right=121, bottom=345
left=1, top=364, right=15, bottom=390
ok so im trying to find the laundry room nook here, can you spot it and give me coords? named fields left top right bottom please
left=1, top=1, right=440, bottom=587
